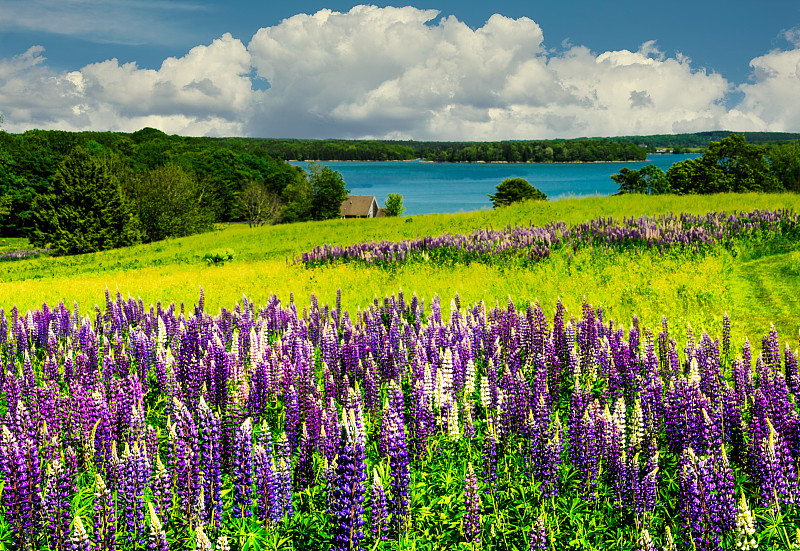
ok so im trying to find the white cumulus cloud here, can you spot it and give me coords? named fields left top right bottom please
left=0, top=5, right=798, bottom=139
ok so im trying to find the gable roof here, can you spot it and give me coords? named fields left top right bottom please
left=340, top=195, right=377, bottom=217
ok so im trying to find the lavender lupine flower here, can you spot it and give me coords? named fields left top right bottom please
left=233, top=417, right=254, bottom=518
left=330, top=408, right=367, bottom=551
left=529, top=514, right=547, bottom=551
left=69, top=516, right=92, bottom=551
left=369, top=468, right=389, bottom=542
left=463, top=462, right=481, bottom=545
left=147, top=502, right=170, bottom=551
left=93, top=473, right=117, bottom=551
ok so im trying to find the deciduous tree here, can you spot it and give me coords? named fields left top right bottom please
left=384, top=193, right=405, bottom=217
left=488, top=178, right=547, bottom=208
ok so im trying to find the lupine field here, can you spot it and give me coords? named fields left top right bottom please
left=3, top=198, right=800, bottom=551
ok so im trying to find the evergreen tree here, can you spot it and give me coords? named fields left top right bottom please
left=30, top=147, right=140, bottom=255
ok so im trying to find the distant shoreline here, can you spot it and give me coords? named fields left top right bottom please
left=289, top=158, right=650, bottom=164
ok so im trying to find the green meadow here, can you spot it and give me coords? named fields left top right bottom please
left=3, top=192, right=800, bottom=345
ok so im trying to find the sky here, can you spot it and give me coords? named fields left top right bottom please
left=0, top=1, right=798, bottom=140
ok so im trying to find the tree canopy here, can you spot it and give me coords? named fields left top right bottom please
left=30, top=147, right=140, bottom=255
left=489, top=178, right=547, bottom=208
left=612, top=134, right=791, bottom=195
left=384, top=193, right=405, bottom=217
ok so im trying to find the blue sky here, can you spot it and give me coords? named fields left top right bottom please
left=1, top=1, right=798, bottom=138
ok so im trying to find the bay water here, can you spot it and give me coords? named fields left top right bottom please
left=292, top=154, right=698, bottom=216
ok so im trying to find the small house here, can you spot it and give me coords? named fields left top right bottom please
left=340, top=195, right=380, bottom=218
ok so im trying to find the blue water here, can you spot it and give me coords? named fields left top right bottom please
left=291, top=154, right=698, bottom=216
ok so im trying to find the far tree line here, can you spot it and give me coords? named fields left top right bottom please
left=611, top=134, right=800, bottom=195
left=248, top=138, right=647, bottom=163
left=0, top=128, right=355, bottom=255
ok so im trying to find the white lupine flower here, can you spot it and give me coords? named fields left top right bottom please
left=735, top=492, right=757, bottom=550
left=448, top=401, right=460, bottom=441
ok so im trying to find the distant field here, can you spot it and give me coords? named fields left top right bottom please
left=2, top=192, right=800, bottom=346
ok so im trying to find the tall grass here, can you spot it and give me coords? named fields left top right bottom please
left=1, top=192, right=799, bottom=343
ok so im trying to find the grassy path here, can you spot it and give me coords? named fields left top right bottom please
left=729, top=251, right=800, bottom=343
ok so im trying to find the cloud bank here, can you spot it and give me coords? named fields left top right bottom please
left=1, top=5, right=799, bottom=139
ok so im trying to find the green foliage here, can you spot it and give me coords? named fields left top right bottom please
left=238, top=180, right=282, bottom=227
left=123, top=163, right=214, bottom=242
left=489, top=178, right=547, bottom=208
left=280, top=176, right=314, bottom=223
left=611, top=164, right=669, bottom=195
left=384, top=193, right=405, bottom=217
left=29, top=147, right=140, bottom=255
left=203, top=248, right=234, bottom=265
left=665, top=134, right=781, bottom=194
left=307, top=162, right=350, bottom=221
left=768, top=143, right=800, bottom=192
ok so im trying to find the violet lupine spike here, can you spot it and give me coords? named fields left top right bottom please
left=463, top=462, right=481, bottom=545
left=42, top=457, right=73, bottom=551
left=369, top=468, right=389, bottom=542
left=119, top=441, right=150, bottom=546
left=330, top=406, right=367, bottom=551
left=386, top=382, right=411, bottom=533
left=0, top=425, right=39, bottom=549
left=254, top=441, right=280, bottom=526
left=275, top=432, right=294, bottom=519
left=233, top=417, right=255, bottom=518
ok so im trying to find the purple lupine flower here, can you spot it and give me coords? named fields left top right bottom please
left=0, top=425, right=39, bottom=549
left=463, top=462, right=481, bottom=544
left=197, top=396, right=222, bottom=525
left=68, top=516, right=92, bottom=551
left=254, top=441, right=280, bottom=525
left=330, top=406, right=367, bottom=551
left=42, top=457, right=74, bottom=551
left=386, top=382, right=410, bottom=532
left=275, top=432, right=294, bottom=519
left=233, top=417, right=254, bottom=518
left=146, top=502, right=170, bottom=551
left=369, top=468, right=389, bottom=542
left=93, top=473, right=117, bottom=551
left=119, top=441, right=151, bottom=546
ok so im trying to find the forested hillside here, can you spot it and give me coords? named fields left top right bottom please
left=0, top=128, right=307, bottom=239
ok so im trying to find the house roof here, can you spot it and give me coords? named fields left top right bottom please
left=340, top=195, right=377, bottom=217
